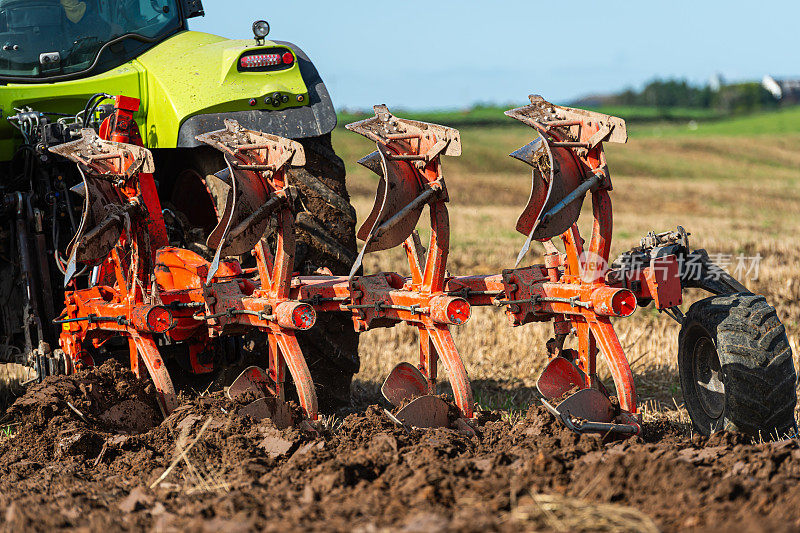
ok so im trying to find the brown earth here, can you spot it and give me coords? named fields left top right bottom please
left=1, top=361, right=800, bottom=532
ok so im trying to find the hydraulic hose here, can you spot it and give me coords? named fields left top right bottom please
left=82, top=93, right=113, bottom=128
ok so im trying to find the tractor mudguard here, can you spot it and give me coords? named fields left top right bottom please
left=0, top=33, right=333, bottom=159
left=176, top=41, right=337, bottom=146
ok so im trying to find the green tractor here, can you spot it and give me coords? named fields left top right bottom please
left=0, top=0, right=359, bottom=409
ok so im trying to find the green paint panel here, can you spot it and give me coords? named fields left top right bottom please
left=134, top=31, right=309, bottom=148
left=0, top=63, right=145, bottom=159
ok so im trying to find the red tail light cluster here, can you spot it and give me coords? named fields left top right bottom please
left=241, top=53, right=282, bottom=68
left=429, top=295, right=472, bottom=325
left=238, top=48, right=295, bottom=72
left=446, top=298, right=472, bottom=325
left=130, top=305, right=175, bottom=334
left=275, top=301, right=316, bottom=330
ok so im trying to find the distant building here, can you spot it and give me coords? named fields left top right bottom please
left=709, top=73, right=725, bottom=91
left=762, top=75, right=800, bottom=103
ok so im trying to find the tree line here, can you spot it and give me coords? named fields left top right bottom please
left=610, top=79, right=778, bottom=114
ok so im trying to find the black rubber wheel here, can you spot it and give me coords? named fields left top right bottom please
left=678, top=293, right=797, bottom=438
left=288, top=134, right=360, bottom=411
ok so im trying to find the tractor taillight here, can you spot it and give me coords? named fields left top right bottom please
left=238, top=48, right=296, bottom=73
left=241, top=53, right=281, bottom=68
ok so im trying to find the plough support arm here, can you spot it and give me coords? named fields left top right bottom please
left=339, top=107, right=475, bottom=425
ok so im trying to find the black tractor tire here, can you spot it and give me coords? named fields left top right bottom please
left=288, top=134, right=360, bottom=411
left=678, top=293, right=797, bottom=438
left=156, top=136, right=361, bottom=412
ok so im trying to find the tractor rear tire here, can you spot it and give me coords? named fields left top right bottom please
left=288, top=134, right=360, bottom=412
left=678, top=293, right=797, bottom=438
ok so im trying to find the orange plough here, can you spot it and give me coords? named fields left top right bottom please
left=54, top=93, right=784, bottom=438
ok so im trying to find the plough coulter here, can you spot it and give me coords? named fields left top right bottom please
left=48, top=93, right=796, bottom=438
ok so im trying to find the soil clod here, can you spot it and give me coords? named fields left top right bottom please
left=2, top=364, right=800, bottom=531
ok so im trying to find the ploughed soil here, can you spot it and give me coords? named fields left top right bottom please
left=2, top=362, right=800, bottom=532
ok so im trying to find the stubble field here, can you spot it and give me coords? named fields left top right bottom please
left=1, top=112, right=799, bottom=532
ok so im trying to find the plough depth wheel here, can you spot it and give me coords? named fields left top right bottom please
left=678, top=293, right=797, bottom=437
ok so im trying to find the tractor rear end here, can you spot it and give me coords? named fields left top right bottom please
left=13, top=90, right=796, bottom=440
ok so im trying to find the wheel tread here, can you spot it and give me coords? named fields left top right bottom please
left=678, top=292, right=797, bottom=438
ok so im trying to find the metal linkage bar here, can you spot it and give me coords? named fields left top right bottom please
left=344, top=301, right=429, bottom=315
left=193, top=308, right=275, bottom=322
left=446, top=288, right=504, bottom=299
left=493, top=295, right=591, bottom=309
left=549, top=141, right=591, bottom=149
left=536, top=173, right=602, bottom=227
left=385, top=154, right=427, bottom=161
left=372, top=184, right=443, bottom=240
left=299, top=295, right=350, bottom=306
left=226, top=187, right=294, bottom=243
left=234, top=141, right=278, bottom=151
left=385, top=133, right=421, bottom=141
left=230, top=162, right=276, bottom=172
left=165, top=301, right=204, bottom=310
left=53, top=314, right=130, bottom=325
left=542, top=119, right=582, bottom=129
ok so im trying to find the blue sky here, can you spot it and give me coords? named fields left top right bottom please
left=191, top=1, right=799, bottom=110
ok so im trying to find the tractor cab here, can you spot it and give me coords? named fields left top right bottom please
left=0, top=0, right=200, bottom=82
